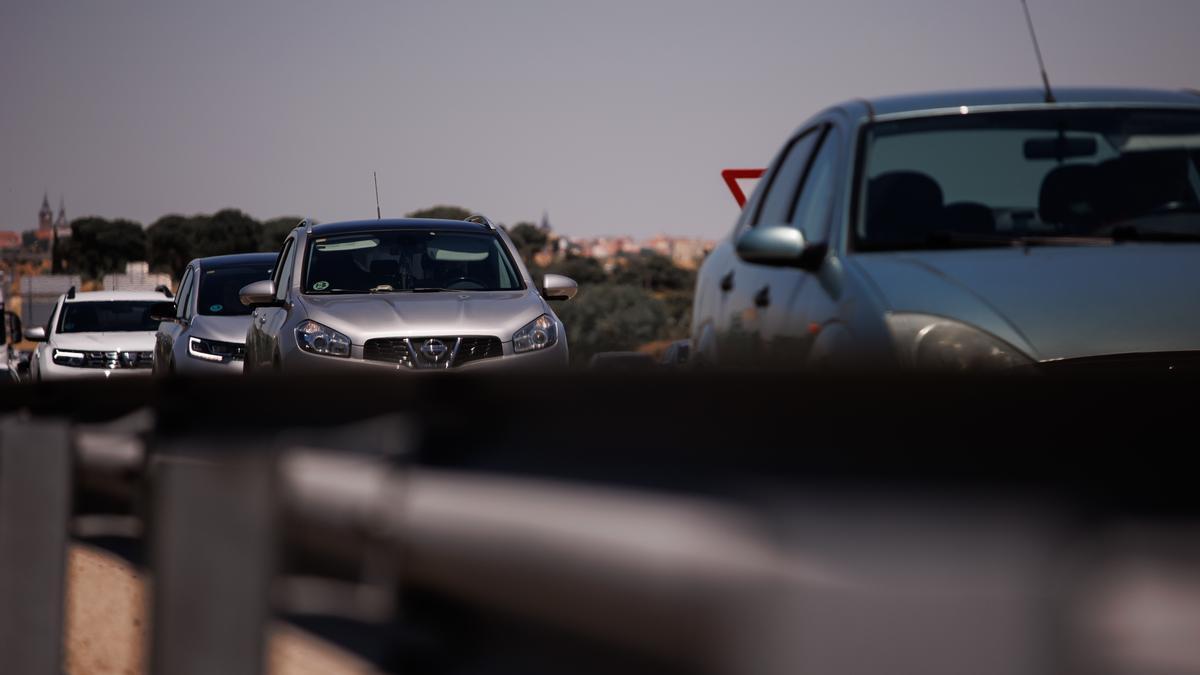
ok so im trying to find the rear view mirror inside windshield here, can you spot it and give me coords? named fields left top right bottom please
left=1024, top=135, right=1098, bottom=160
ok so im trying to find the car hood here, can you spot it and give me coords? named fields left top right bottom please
left=299, top=290, right=549, bottom=342
left=853, top=244, right=1200, bottom=361
left=188, top=314, right=254, bottom=344
left=52, top=332, right=157, bottom=351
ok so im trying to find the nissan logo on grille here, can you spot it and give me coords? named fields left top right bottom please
left=420, top=339, right=449, bottom=361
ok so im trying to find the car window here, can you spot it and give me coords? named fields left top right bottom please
left=175, top=268, right=195, bottom=319
left=790, top=129, right=840, bottom=242
left=46, top=300, right=61, bottom=336
left=197, top=263, right=274, bottom=316
left=57, top=302, right=160, bottom=333
left=302, top=230, right=524, bottom=294
left=856, top=108, right=1200, bottom=250
left=753, top=128, right=822, bottom=227
left=274, top=238, right=296, bottom=302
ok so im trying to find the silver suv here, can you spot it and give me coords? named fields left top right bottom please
left=240, top=216, right=577, bottom=373
left=152, top=252, right=276, bottom=374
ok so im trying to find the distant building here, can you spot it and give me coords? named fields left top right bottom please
left=103, top=261, right=173, bottom=293
left=0, top=232, right=20, bottom=250
left=35, top=193, right=70, bottom=241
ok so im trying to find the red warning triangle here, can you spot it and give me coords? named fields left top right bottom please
left=721, top=168, right=765, bottom=208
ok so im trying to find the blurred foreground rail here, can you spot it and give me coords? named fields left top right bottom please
left=2, top=372, right=1200, bottom=674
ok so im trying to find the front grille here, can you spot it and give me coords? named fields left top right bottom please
left=363, top=339, right=413, bottom=368
left=457, top=337, right=503, bottom=365
left=81, top=351, right=153, bottom=369
left=1039, top=351, right=1200, bottom=375
left=363, top=336, right=503, bottom=369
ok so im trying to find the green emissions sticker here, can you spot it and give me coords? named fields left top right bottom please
left=313, top=281, right=330, bottom=291
left=209, top=304, right=223, bottom=312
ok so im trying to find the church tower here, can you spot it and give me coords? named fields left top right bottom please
left=38, top=192, right=53, bottom=235
left=54, top=196, right=69, bottom=237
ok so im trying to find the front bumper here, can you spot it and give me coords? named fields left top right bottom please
left=279, top=337, right=569, bottom=374
left=38, top=359, right=153, bottom=381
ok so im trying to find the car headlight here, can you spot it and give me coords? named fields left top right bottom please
left=512, top=314, right=558, bottom=353
left=295, top=320, right=351, bottom=357
left=188, top=336, right=244, bottom=362
left=52, top=349, right=86, bottom=367
left=885, top=313, right=1034, bottom=371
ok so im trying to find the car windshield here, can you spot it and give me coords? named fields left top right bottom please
left=856, top=109, right=1200, bottom=250
left=57, top=301, right=160, bottom=333
left=303, top=230, right=524, bottom=294
left=198, top=263, right=273, bottom=316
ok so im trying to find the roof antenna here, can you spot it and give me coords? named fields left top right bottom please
left=373, top=171, right=382, bottom=219
left=1019, top=0, right=1055, bottom=103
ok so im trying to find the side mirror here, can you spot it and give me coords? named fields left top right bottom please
left=24, top=327, right=47, bottom=342
left=149, top=302, right=177, bottom=322
left=239, top=279, right=278, bottom=308
left=735, top=225, right=827, bottom=272
left=542, top=274, right=578, bottom=301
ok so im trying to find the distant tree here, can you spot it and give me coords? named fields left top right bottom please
left=147, top=214, right=199, bottom=279
left=64, top=217, right=146, bottom=280
left=406, top=205, right=472, bottom=221
left=20, top=231, right=38, bottom=249
left=191, top=208, right=260, bottom=258
left=546, top=254, right=608, bottom=285
left=553, top=285, right=667, bottom=366
left=506, top=221, right=548, bottom=266
left=613, top=252, right=694, bottom=291
left=260, top=216, right=304, bottom=252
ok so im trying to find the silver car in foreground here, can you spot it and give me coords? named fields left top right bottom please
left=240, top=216, right=577, bottom=373
left=692, top=87, right=1200, bottom=372
left=152, top=252, right=275, bottom=375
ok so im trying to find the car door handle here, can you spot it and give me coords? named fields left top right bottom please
left=754, top=285, right=770, bottom=308
left=719, top=271, right=734, bottom=292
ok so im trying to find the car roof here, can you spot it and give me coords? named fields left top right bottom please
left=837, top=87, right=1200, bottom=119
left=194, top=252, right=277, bottom=269
left=308, top=218, right=494, bottom=237
left=64, top=290, right=169, bottom=302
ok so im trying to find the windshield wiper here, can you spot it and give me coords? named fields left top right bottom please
left=410, top=287, right=449, bottom=293
left=923, top=231, right=1110, bottom=249
left=1109, top=225, right=1200, bottom=243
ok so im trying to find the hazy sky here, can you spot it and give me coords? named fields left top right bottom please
left=2, top=0, right=1197, bottom=239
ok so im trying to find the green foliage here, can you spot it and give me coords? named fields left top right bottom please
left=545, top=254, right=607, bottom=285
left=260, top=217, right=303, bottom=251
left=506, top=221, right=548, bottom=266
left=406, top=205, right=472, bottom=221
left=192, top=209, right=260, bottom=258
left=64, top=217, right=146, bottom=280
left=553, top=284, right=668, bottom=365
left=146, top=215, right=198, bottom=279
left=611, top=252, right=695, bottom=291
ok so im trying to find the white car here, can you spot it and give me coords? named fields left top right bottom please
left=25, top=288, right=170, bottom=381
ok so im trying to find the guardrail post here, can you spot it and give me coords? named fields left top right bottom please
left=0, top=416, right=73, bottom=675
left=149, top=447, right=275, bottom=675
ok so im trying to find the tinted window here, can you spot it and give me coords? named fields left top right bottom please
left=57, top=302, right=160, bottom=333
left=755, top=129, right=821, bottom=226
left=197, top=263, right=274, bottom=316
left=175, top=268, right=195, bottom=319
left=303, top=230, right=524, bottom=294
left=274, top=239, right=296, bottom=302
left=791, top=131, right=839, bottom=242
left=858, top=109, right=1200, bottom=249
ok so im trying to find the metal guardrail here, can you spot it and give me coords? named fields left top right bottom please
left=3, top=373, right=1200, bottom=674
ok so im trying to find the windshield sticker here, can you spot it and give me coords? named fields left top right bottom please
left=313, top=280, right=330, bottom=291
left=209, top=304, right=223, bottom=312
